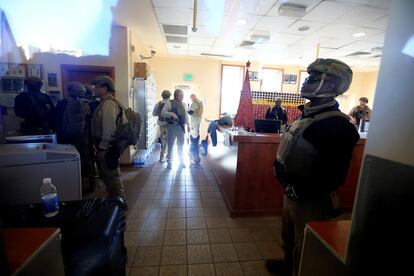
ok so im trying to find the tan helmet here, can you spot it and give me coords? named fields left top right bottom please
left=67, top=81, right=86, bottom=97
left=161, top=90, right=171, bottom=99
left=306, top=58, right=353, bottom=97
left=92, top=75, right=115, bottom=92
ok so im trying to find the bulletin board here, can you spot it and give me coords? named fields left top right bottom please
left=0, top=63, right=44, bottom=107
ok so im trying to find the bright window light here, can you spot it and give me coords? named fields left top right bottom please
left=0, top=0, right=118, bottom=58
left=220, top=65, right=244, bottom=116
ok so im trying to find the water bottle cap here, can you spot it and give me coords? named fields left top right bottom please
left=43, top=178, right=52, bottom=184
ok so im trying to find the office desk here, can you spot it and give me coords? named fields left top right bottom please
left=207, top=131, right=365, bottom=217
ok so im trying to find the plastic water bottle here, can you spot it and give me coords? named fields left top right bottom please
left=40, top=178, right=59, bottom=217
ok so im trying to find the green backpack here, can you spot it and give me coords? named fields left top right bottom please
left=111, top=98, right=142, bottom=153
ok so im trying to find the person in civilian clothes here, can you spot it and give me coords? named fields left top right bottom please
left=265, top=97, right=288, bottom=125
left=266, top=59, right=360, bottom=276
left=161, top=89, right=189, bottom=169
left=188, top=94, right=203, bottom=167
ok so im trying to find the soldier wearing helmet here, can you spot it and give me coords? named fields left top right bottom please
left=91, top=75, right=127, bottom=202
left=152, top=90, right=172, bottom=162
left=266, top=59, right=360, bottom=276
left=348, top=96, right=372, bottom=127
left=14, top=77, right=56, bottom=134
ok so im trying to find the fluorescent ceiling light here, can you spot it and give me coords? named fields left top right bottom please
left=235, top=19, right=247, bottom=26
left=353, top=32, right=366, bottom=37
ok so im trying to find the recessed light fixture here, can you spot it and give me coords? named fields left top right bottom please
left=353, top=32, right=366, bottom=37
left=298, top=26, right=310, bottom=32
left=235, top=19, right=247, bottom=26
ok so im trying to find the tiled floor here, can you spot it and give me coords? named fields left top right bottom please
left=122, top=151, right=284, bottom=276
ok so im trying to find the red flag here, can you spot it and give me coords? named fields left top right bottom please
left=234, top=68, right=255, bottom=131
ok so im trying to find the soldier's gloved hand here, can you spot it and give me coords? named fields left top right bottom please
left=285, top=184, right=299, bottom=200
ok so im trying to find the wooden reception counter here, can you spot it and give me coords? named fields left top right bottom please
left=206, top=131, right=365, bottom=217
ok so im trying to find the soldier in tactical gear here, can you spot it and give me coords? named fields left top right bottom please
left=349, top=96, right=372, bottom=127
left=266, top=59, right=360, bottom=276
left=161, top=89, right=189, bottom=169
left=14, top=77, right=56, bottom=135
left=152, top=90, right=171, bottom=163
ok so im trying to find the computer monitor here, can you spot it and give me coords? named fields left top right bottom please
left=255, top=119, right=281, bottom=133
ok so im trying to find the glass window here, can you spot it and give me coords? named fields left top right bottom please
left=220, top=65, right=244, bottom=116
left=298, top=70, right=309, bottom=92
left=261, top=68, right=283, bottom=92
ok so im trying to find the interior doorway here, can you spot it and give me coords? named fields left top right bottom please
left=61, top=64, right=115, bottom=97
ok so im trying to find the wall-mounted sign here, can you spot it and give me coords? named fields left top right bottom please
left=183, top=73, right=193, bottom=81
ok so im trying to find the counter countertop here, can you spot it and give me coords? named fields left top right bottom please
left=232, top=131, right=366, bottom=144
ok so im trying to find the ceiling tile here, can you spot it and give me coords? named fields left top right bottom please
left=269, top=33, right=304, bottom=44
left=363, top=15, right=388, bottom=30
left=254, top=16, right=297, bottom=33
left=267, top=0, right=322, bottom=16
left=152, top=0, right=192, bottom=9
left=188, top=45, right=212, bottom=52
left=188, top=50, right=203, bottom=56
left=168, top=49, right=188, bottom=56
left=302, top=1, right=355, bottom=23
left=283, top=20, right=327, bottom=35
left=189, top=37, right=216, bottom=45
left=232, top=0, right=277, bottom=16
left=167, top=44, right=188, bottom=51
left=364, top=32, right=385, bottom=43
left=320, top=38, right=356, bottom=49
left=314, top=24, right=358, bottom=38
left=222, top=13, right=262, bottom=30
left=336, top=6, right=388, bottom=27
left=188, top=26, right=221, bottom=37
left=366, top=0, right=390, bottom=9
left=210, top=46, right=236, bottom=55
left=198, top=10, right=228, bottom=27
left=198, top=0, right=237, bottom=12
left=155, top=7, right=192, bottom=25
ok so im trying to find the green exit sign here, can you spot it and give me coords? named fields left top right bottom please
left=183, top=73, right=193, bottom=81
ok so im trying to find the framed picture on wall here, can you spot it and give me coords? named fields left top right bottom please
left=48, top=73, right=58, bottom=87
left=289, top=74, right=297, bottom=84
left=283, top=74, right=290, bottom=84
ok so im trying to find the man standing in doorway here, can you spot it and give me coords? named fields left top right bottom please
left=188, top=94, right=203, bottom=167
left=162, top=89, right=189, bottom=169
left=91, top=75, right=127, bottom=202
left=267, top=59, right=359, bottom=276
left=348, top=96, right=372, bottom=127
left=152, top=90, right=171, bottom=163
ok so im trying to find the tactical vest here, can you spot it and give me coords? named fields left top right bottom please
left=277, top=110, right=350, bottom=180
left=170, top=100, right=186, bottom=125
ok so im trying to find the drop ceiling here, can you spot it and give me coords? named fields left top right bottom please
left=113, top=0, right=390, bottom=69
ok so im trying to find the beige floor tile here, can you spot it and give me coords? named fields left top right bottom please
left=128, top=208, right=150, bottom=219
left=186, top=192, right=201, bottom=199
left=171, top=192, right=186, bottom=200
left=166, top=218, right=187, bottom=230
left=161, top=245, right=187, bottom=265
left=127, top=246, right=137, bottom=267
left=187, top=218, right=207, bottom=229
left=187, top=245, right=212, bottom=264
left=168, top=208, right=187, bottom=218
left=233, top=242, right=262, bottom=261
left=187, top=264, right=215, bottom=276
left=225, top=218, right=248, bottom=228
left=210, top=243, right=238, bottom=263
left=187, top=229, right=209, bottom=244
left=229, top=228, right=253, bottom=242
left=240, top=261, right=272, bottom=276
left=205, top=217, right=227, bottom=229
left=139, top=230, right=164, bottom=246
left=131, top=200, right=152, bottom=209
left=133, top=246, right=162, bottom=266
left=129, top=266, right=159, bottom=276
left=249, top=228, right=275, bottom=241
left=214, top=262, right=244, bottom=276
left=125, top=231, right=141, bottom=246
left=186, top=208, right=204, bottom=217
left=126, top=219, right=145, bottom=232
left=255, top=241, right=284, bottom=259
left=159, top=265, right=187, bottom=276
left=152, top=199, right=170, bottom=208
left=169, top=199, right=186, bottom=208
left=164, top=230, right=187, bottom=245
left=186, top=199, right=203, bottom=208
left=138, top=192, right=156, bottom=200
left=207, top=229, right=232, bottom=244
left=143, top=218, right=166, bottom=231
